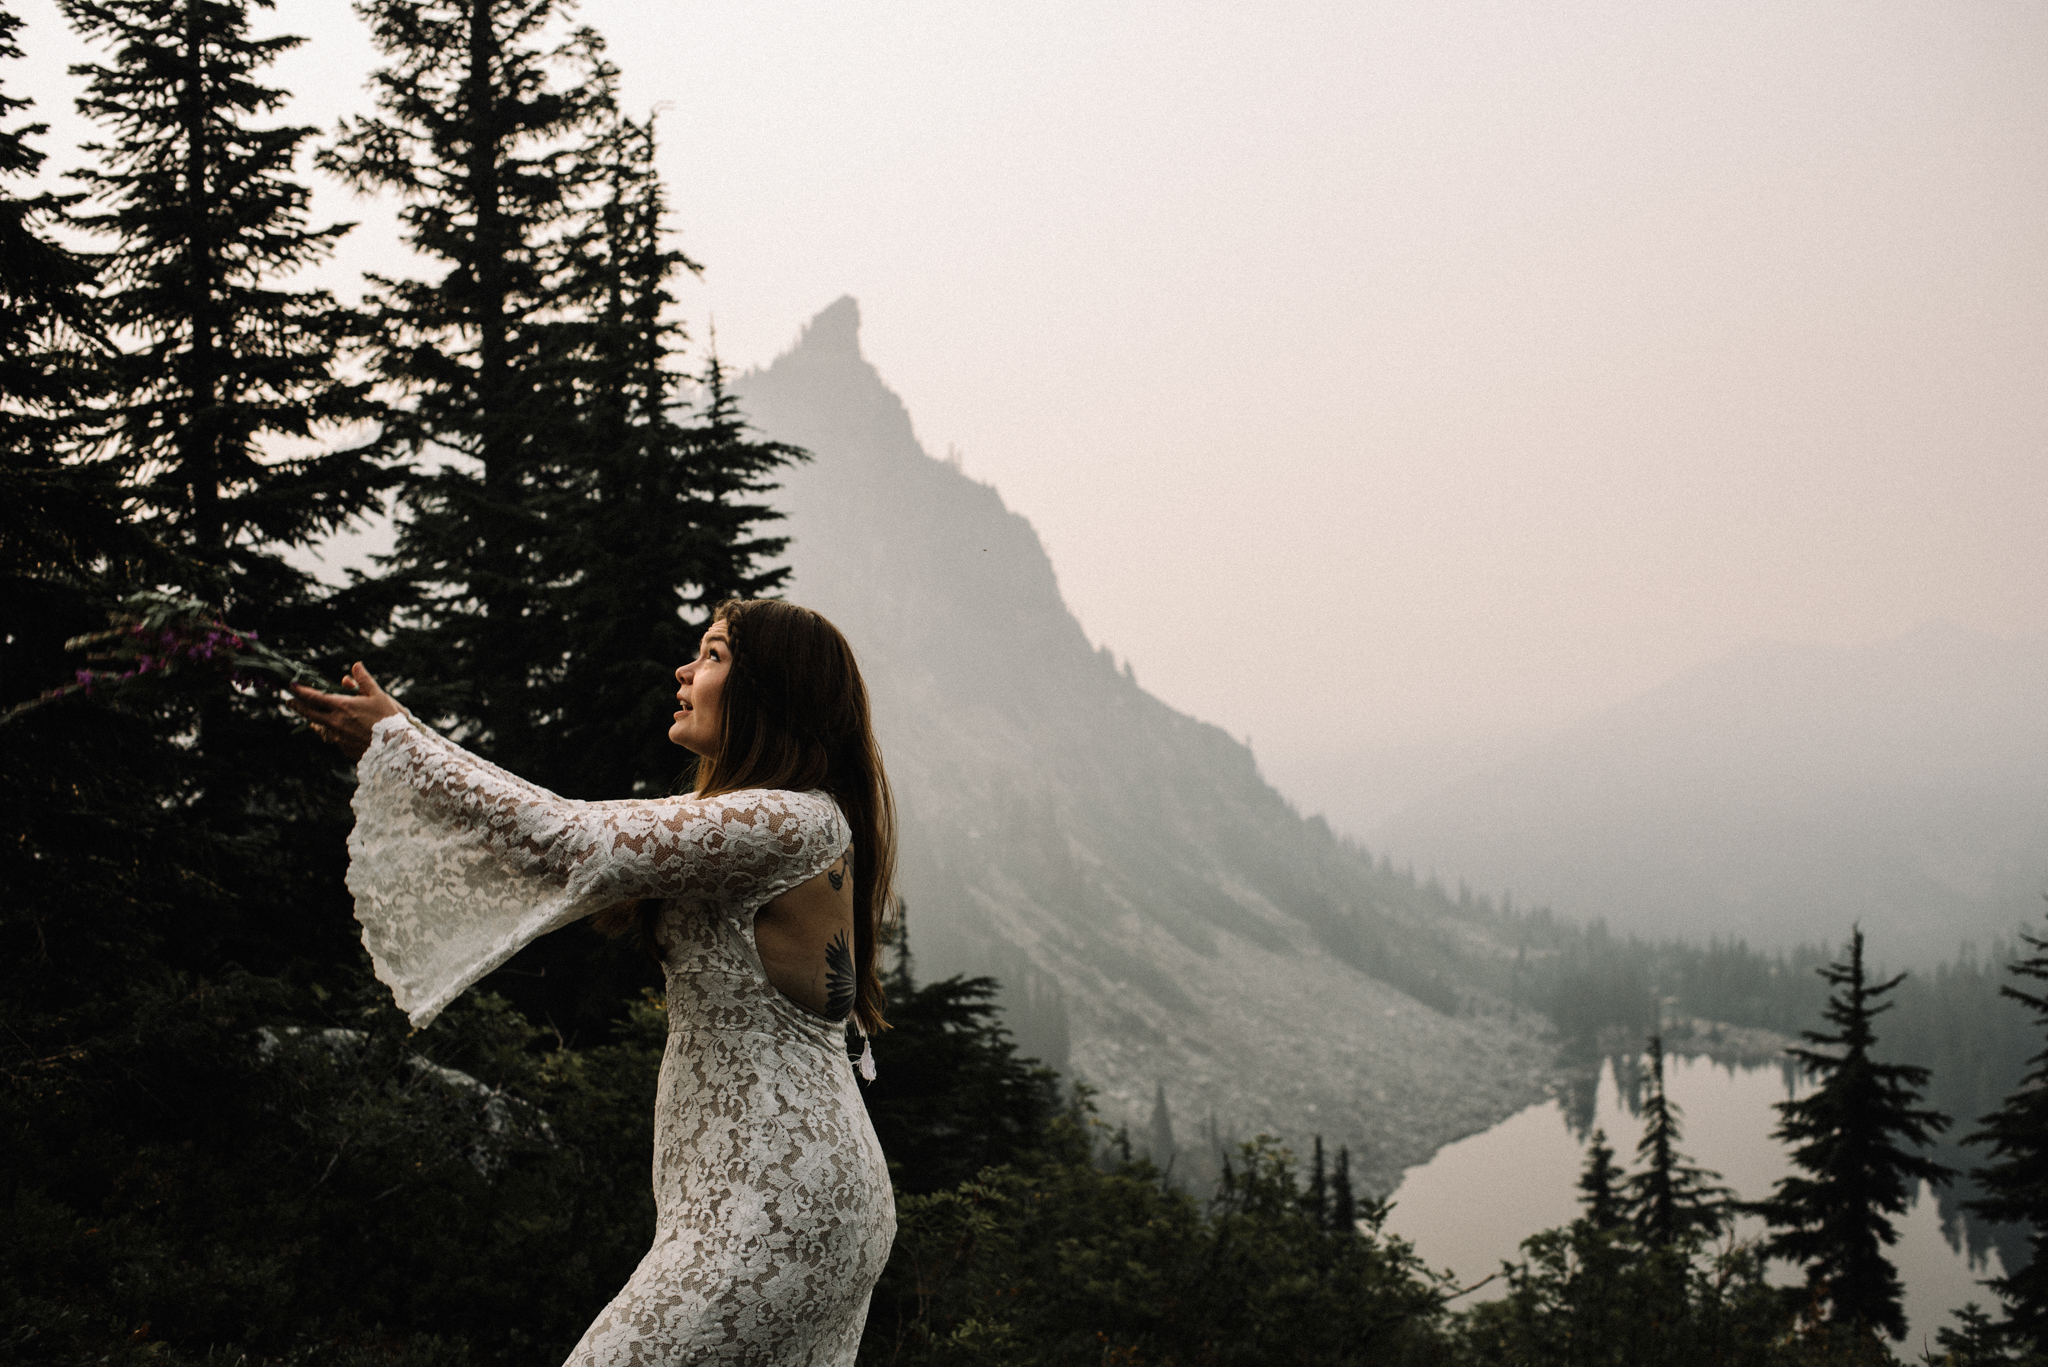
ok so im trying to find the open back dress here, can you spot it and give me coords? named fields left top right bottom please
left=344, top=713, right=896, bottom=1366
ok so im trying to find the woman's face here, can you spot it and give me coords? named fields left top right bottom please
left=670, top=620, right=732, bottom=756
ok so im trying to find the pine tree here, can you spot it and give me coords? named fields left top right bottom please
left=1753, top=928, right=1954, bottom=1341
left=530, top=116, right=799, bottom=796
left=329, top=76, right=798, bottom=1033
left=1577, top=1128, right=1627, bottom=1233
left=1624, top=1034, right=1731, bottom=1248
left=1329, top=1145, right=1358, bottom=1234
left=858, top=916, right=1060, bottom=1196
left=1146, top=1081, right=1176, bottom=1173
left=0, top=0, right=146, bottom=701
left=1, top=0, right=177, bottom=1029
left=886, top=899, right=916, bottom=994
left=1304, top=1134, right=1328, bottom=1227
left=62, top=0, right=389, bottom=607
left=1965, top=911, right=2048, bottom=1353
left=0, top=1, right=101, bottom=457
left=52, top=0, right=393, bottom=996
left=318, top=0, right=619, bottom=769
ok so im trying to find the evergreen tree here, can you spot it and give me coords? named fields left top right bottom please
left=329, top=60, right=800, bottom=1033
left=62, top=0, right=389, bottom=606
left=1461, top=1221, right=1794, bottom=1367
left=867, top=1132, right=1455, bottom=1365
left=0, top=0, right=146, bottom=702
left=1329, top=1144, right=1359, bottom=1235
left=1305, top=1133, right=1329, bottom=1226
left=531, top=110, right=699, bottom=796
left=1578, top=1128, right=1627, bottom=1233
left=52, top=0, right=394, bottom=992
left=320, top=2, right=659, bottom=1040
left=534, top=116, right=800, bottom=794
left=1966, top=911, right=2048, bottom=1353
left=859, top=921, right=1060, bottom=1196
left=1145, top=1080, right=1177, bottom=1173
left=0, top=8, right=90, bottom=349
left=1625, top=1034, right=1731, bottom=1248
left=1753, top=928, right=1954, bottom=1341
left=324, top=6, right=798, bottom=800
left=1929, top=1303, right=2048, bottom=1367
left=490, top=111, right=801, bottom=801
left=318, top=0, right=619, bottom=769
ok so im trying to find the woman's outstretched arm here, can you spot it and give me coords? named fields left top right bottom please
left=322, top=673, right=849, bottom=1026
left=293, top=662, right=841, bottom=907
left=287, top=662, right=402, bottom=760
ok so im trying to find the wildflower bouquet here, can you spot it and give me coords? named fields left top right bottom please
left=4, top=592, right=325, bottom=723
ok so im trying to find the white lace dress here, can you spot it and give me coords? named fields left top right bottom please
left=344, top=713, right=896, bottom=1365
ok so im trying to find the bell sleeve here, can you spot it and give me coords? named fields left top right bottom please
left=345, top=713, right=849, bottom=1028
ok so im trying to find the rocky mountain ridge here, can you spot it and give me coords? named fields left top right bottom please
left=736, top=298, right=1550, bottom=1190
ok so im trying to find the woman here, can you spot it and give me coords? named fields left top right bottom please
left=289, top=599, right=897, bottom=1366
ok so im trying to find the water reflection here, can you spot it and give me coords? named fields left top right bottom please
left=1383, top=1053, right=2006, bottom=1346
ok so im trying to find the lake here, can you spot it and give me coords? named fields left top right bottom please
left=1382, top=1053, right=2004, bottom=1349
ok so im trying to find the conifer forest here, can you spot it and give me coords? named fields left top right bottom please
left=2, top=1, right=2046, bottom=1364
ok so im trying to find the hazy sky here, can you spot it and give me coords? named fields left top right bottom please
left=12, top=0, right=2047, bottom=792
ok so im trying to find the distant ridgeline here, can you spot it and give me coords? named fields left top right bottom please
left=737, top=299, right=2043, bottom=1220
left=1374, top=621, right=2048, bottom=966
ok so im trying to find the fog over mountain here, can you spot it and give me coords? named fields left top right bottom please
left=1370, top=624, right=2048, bottom=965
left=737, top=299, right=1550, bottom=1189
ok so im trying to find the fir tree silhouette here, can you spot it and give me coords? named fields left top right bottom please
left=529, top=114, right=797, bottom=798
left=0, top=1, right=148, bottom=700
left=1577, top=1128, right=1627, bottom=1233
left=1305, top=1133, right=1328, bottom=1227
left=63, top=0, right=389, bottom=603
left=1965, top=909, right=2048, bottom=1353
left=1751, top=927, right=1953, bottom=1341
left=1146, top=1081, right=1176, bottom=1173
left=53, top=0, right=397, bottom=993
left=1329, top=1145, right=1359, bottom=1235
left=856, top=912, right=1058, bottom=1195
left=319, top=0, right=618, bottom=768
left=1623, top=1034, right=1731, bottom=1248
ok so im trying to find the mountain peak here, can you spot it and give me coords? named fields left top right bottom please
left=735, top=303, right=1548, bottom=1191
left=791, top=295, right=862, bottom=360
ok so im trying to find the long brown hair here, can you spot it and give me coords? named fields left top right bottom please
left=598, top=599, right=896, bottom=1034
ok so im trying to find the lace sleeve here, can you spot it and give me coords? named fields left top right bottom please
left=346, top=714, right=848, bottom=1028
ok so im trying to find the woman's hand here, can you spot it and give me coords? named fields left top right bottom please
left=288, top=662, right=404, bottom=762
